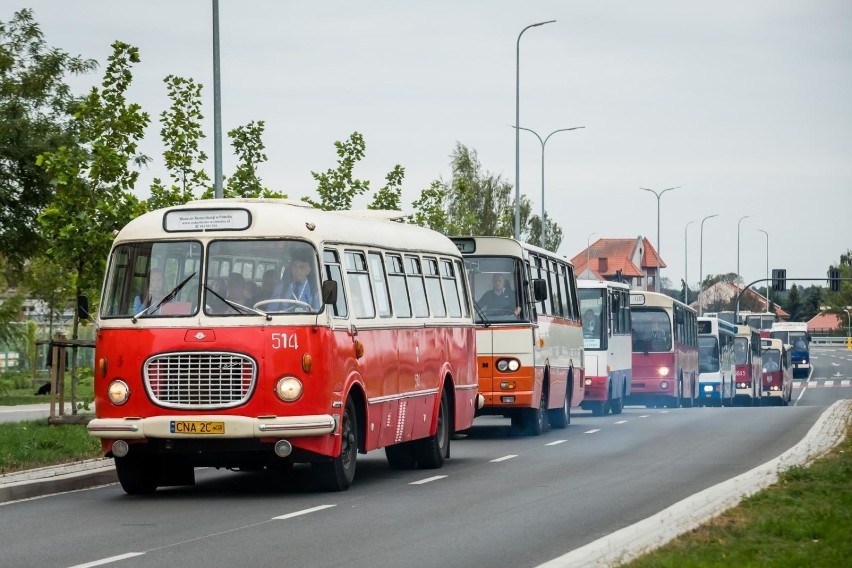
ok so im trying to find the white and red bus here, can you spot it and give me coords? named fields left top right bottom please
left=578, top=279, right=632, bottom=416
left=738, top=311, right=776, bottom=334
left=626, top=291, right=699, bottom=408
left=451, top=237, right=584, bottom=435
left=760, top=337, right=793, bottom=405
left=697, top=316, right=737, bottom=407
left=87, top=199, right=480, bottom=493
left=734, top=324, right=762, bottom=406
left=769, top=321, right=811, bottom=379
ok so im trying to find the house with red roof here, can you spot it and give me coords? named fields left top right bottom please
left=807, top=312, right=845, bottom=335
left=695, top=280, right=789, bottom=320
left=571, top=236, right=663, bottom=291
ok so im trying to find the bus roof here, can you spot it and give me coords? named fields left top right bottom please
left=113, top=199, right=462, bottom=257
left=770, top=321, right=808, bottom=331
left=629, top=290, right=695, bottom=312
left=698, top=316, right=738, bottom=335
left=450, top=236, right=575, bottom=265
left=577, top=279, right=630, bottom=291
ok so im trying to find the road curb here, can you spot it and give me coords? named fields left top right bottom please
left=0, top=459, right=117, bottom=504
left=537, top=399, right=852, bottom=568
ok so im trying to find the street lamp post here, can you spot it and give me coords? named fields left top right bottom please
left=845, top=307, right=851, bottom=338
left=736, top=215, right=751, bottom=280
left=698, top=213, right=719, bottom=315
left=587, top=231, right=597, bottom=274
left=683, top=220, right=696, bottom=304
left=514, top=20, right=556, bottom=239
left=758, top=229, right=769, bottom=310
left=640, top=186, right=680, bottom=292
left=515, top=126, right=585, bottom=247
left=212, top=0, right=223, bottom=198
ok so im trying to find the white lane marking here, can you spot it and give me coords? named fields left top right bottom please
left=658, top=410, right=669, bottom=414
left=825, top=380, right=834, bottom=387
left=639, top=415, right=650, bottom=418
left=546, top=440, right=567, bottom=446
left=272, top=504, right=336, bottom=520
left=808, top=381, right=818, bottom=388
left=584, top=429, right=601, bottom=434
left=842, top=380, right=851, bottom=387
left=794, top=384, right=807, bottom=406
left=614, top=420, right=628, bottom=424
left=410, top=475, right=447, bottom=485
left=68, top=553, right=145, bottom=568
left=490, top=455, right=518, bottom=462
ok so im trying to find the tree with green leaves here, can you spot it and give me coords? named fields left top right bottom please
left=37, top=41, right=150, bottom=335
left=148, top=75, right=210, bottom=208
left=304, top=131, right=372, bottom=210
left=0, top=9, right=97, bottom=274
left=368, top=164, right=405, bottom=211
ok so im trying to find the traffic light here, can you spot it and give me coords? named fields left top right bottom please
left=771, top=268, right=786, bottom=292
left=828, top=266, right=841, bottom=292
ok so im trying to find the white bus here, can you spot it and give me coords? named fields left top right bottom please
left=697, top=316, right=737, bottom=406
left=451, top=236, right=584, bottom=435
left=87, top=199, right=481, bottom=493
left=577, top=279, right=632, bottom=416
left=769, top=321, right=811, bottom=378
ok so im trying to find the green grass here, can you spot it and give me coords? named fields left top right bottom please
left=622, top=422, right=852, bottom=568
left=0, top=380, right=94, bottom=407
left=0, top=419, right=103, bottom=474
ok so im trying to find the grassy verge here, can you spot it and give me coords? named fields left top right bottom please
left=0, top=420, right=103, bottom=474
left=622, top=421, right=852, bottom=568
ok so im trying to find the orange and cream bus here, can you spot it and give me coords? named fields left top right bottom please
left=451, top=237, right=584, bottom=435
left=87, top=199, right=480, bottom=493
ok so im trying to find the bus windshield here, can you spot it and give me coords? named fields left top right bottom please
left=762, top=350, right=781, bottom=371
left=771, top=331, right=808, bottom=350
left=733, top=336, right=749, bottom=365
left=578, top=288, right=606, bottom=350
left=631, top=308, right=672, bottom=352
left=699, top=336, right=720, bottom=373
left=464, top=256, right=526, bottom=323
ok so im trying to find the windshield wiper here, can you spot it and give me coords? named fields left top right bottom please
left=132, top=272, right=196, bottom=323
left=204, top=285, right=270, bottom=320
left=472, top=301, right=491, bottom=327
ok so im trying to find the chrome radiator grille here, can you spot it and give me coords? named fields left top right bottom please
left=144, top=352, right=256, bottom=409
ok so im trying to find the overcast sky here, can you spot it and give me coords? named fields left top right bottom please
left=12, top=1, right=852, bottom=291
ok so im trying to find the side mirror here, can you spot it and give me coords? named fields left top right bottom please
left=321, top=280, right=338, bottom=305
left=533, top=279, right=548, bottom=302
left=77, top=295, right=89, bottom=320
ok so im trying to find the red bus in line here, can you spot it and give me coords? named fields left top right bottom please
left=760, top=337, right=793, bottom=406
left=87, top=199, right=480, bottom=493
left=625, top=291, right=699, bottom=408
left=734, top=324, right=763, bottom=406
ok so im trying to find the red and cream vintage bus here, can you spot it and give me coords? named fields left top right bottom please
left=626, top=291, right=699, bottom=408
left=451, top=237, right=584, bottom=435
left=734, top=324, right=763, bottom=406
left=577, top=279, right=632, bottom=416
left=87, top=199, right=480, bottom=494
left=760, top=337, right=793, bottom=405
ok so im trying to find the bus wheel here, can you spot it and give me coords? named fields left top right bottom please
left=115, top=454, right=159, bottom=495
left=526, top=385, right=551, bottom=436
left=385, top=441, right=418, bottom=470
left=610, top=395, right=624, bottom=415
left=549, top=388, right=570, bottom=428
left=415, top=389, right=450, bottom=469
left=314, top=397, right=358, bottom=491
left=591, top=401, right=606, bottom=417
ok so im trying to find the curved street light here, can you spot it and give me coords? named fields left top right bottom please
left=737, top=215, right=751, bottom=279
left=514, top=19, right=556, bottom=239
left=514, top=126, right=585, bottom=247
left=758, top=229, right=770, bottom=310
left=640, top=186, right=680, bottom=292
left=698, top=213, right=719, bottom=315
left=683, top=220, right=696, bottom=304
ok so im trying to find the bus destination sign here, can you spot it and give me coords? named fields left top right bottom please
left=163, top=208, right=251, bottom=232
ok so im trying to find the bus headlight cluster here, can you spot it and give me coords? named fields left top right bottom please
left=657, top=367, right=670, bottom=377
left=703, top=385, right=713, bottom=393
left=737, top=382, right=748, bottom=389
left=275, top=377, right=303, bottom=402
left=107, top=380, right=130, bottom=405
left=660, top=381, right=669, bottom=390
left=496, top=358, right=520, bottom=373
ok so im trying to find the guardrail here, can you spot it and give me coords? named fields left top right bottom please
left=811, top=336, right=851, bottom=347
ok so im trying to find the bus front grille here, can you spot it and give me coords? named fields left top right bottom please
left=144, top=352, right=257, bottom=409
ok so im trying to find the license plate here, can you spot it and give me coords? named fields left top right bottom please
left=170, top=420, right=225, bottom=434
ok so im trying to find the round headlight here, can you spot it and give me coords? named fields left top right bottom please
left=496, top=359, right=509, bottom=372
left=660, top=380, right=669, bottom=390
left=585, top=378, right=592, bottom=386
left=658, top=366, right=670, bottom=377
left=508, top=359, right=520, bottom=371
left=107, top=379, right=130, bottom=405
left=703, top=385, right=713, bottom=393
left=275, top=376, right=303, bottom=402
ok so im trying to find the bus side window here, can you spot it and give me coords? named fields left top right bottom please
left=387, top=254, right=411, bottom=318
left=424, top=257, right=447, bottom=317
left=368, top=252, right=391, bottom=317
left=323, top=249, right=348, bottom=318
left=453, top=259, right=470, bottom=317
left=344, top=251, right=375, bottom=319
left=405, top=255, right=429, bottom=317
left=441, top=260, right=462, bottom=317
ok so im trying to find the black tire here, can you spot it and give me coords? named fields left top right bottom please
left=314, top=397, right=358, bottom=491
left=548, top=387, right=570, bottom=429
left=591, top=401, right=607, bottom=417
left=610, top=395, right=624, bottom=415
left=115, top=454, right=159, bottom=495
left=415, top=389, right=450, bottom=469
left=385, top=441, right=418, bottom=470
left=526, top=383, right=551, bottom=436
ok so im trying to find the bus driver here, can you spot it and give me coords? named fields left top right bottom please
left=478, top=273, right=520, bottom=316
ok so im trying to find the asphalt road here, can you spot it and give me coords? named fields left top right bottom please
left=1, top=346, right=849, bottom=568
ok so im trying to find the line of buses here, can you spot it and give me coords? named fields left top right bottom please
left=84, top=199, right=796, bottom=494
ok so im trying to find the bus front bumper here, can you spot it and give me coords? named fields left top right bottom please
left=87, top=414, right=337, bottom=439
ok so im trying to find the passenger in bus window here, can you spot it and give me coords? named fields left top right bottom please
left=260, top=269, right=279, bottom=299
left=478, top=273, right=520, bottom=316
left=226, top=272, right=254, bottom=306
left=133, top=267, right=164, bottom=314
left=582, top=309, right=599, bottom=336
left=271, top=253, right=320, bottom=312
